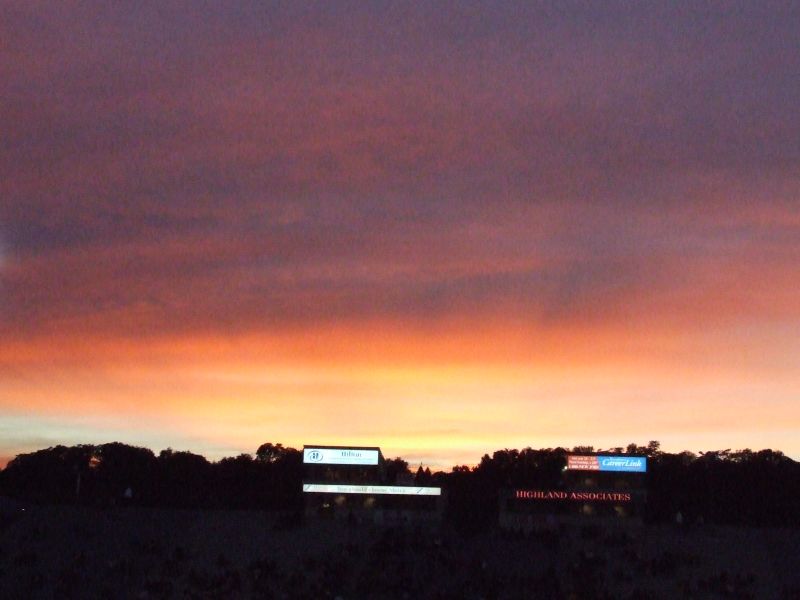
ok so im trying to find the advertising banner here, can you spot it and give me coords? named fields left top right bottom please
left=515, top=489, right=632, bottom=502
left=302, top=484, right=442, bottom=496
left=567, top=455, right=647, bottom=473
left=303, top=448, right=380, bottom=465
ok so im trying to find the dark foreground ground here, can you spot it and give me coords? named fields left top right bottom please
left=1, top=503, right=799, bottom=599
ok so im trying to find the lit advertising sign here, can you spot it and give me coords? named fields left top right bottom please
left=567, top=455, right=647, bottom=473
left=303, top=448, right=379, bottom=465
left=303, top=484, right=441, bottom=496
left=515, top=489, right=631, bottom=502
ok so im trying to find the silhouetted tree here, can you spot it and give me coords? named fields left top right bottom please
left=157, top=448, right=212, bottom=507
left=2, top=445, right=95, bottom=503
left=268, top=447, right=303, bottom=509
left=92, top=442, right=157, bottom=505
left=414, top=465, right=434, bottom=485
left=384, top=457, right=410, bottom=484
left=646, top=440, right=662, bottom=457
left=255, top=443, right=287, bottom=463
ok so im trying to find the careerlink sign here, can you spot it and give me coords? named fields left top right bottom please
left=598, top=456, right=647, bottom=472
left=567, top=455, right=647, bottom=473
left=303, top=448, right=380, bottom=466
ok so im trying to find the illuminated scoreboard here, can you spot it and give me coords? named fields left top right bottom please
left=567, top=454, right=647, bottom=473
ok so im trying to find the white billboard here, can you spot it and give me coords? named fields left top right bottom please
left=303, top=447, right=380, bottom=465
left=302, top=483, right=441, bottom=496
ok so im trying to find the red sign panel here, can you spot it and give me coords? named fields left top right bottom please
left=567, top=455, right=600, bottom=470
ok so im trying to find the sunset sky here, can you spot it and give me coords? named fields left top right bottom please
left=2, top=2, right=799, bottom=468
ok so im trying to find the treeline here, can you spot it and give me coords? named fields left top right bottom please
left=0, top=443, right=303, bottom=510
left=1, top=441, right=798, bottom=528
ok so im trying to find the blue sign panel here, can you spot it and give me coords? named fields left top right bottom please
left=597, top=455, right=647, bottom=472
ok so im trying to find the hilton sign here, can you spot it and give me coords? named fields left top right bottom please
left=303, top=448, right=380, bottom=466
